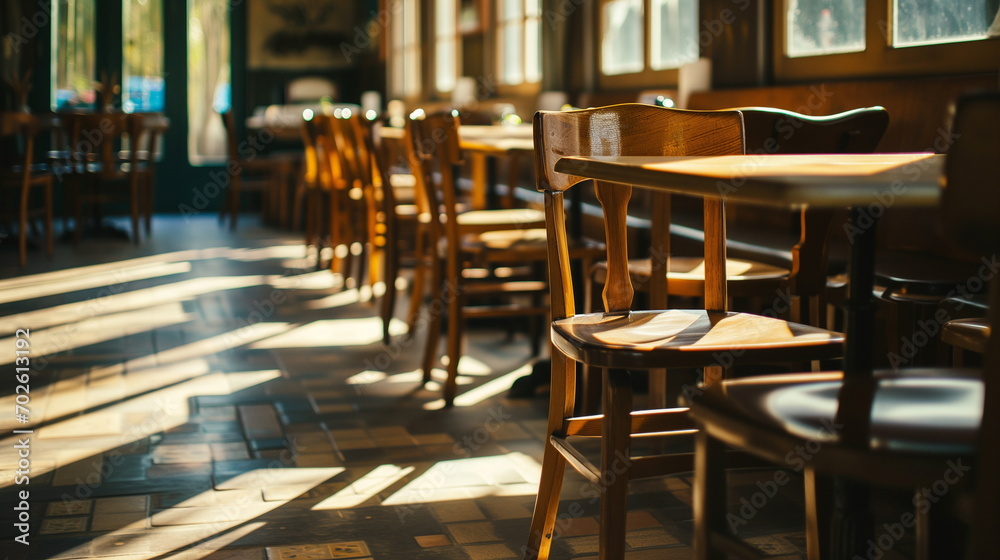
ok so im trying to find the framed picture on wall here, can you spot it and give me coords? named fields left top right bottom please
left=247, top=0, right=358, bottom=69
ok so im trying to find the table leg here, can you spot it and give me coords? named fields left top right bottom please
left=830, top=206, right=877, bottom=560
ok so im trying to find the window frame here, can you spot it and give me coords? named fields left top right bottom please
left=433, top=0, right=459, bottom=95
left=495, top=0, right=543, bottom=96
left=596, top=0, right=693, bottom=91
left=388, top=0, right=422, bottom=101
left=775, top=0, right=1000, bottom=81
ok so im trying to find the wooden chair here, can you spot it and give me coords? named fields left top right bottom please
left=218, top=110, right=296, bottom=230
left=407, top=111, right=591, bottom=406
left=327, top=107, right=378, bottom=286
left=686, top=91, right=1000, bottom=560
left=943, top=317, right=989, bottom=366
left=0, top=112, right=54, bottom=267
left=524, top=104, right=846, bottom=560
left=295, top=111, right=337, bottom=265
left=61, top=112, right=146, bottom=244
left=128, top=113, right=168, bottom=236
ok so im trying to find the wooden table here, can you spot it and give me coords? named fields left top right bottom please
left=380, top=124, right=534, bottom=210
left=556, top=151, right=943, bottom=559
left=556, top=152, right=941, bottom=375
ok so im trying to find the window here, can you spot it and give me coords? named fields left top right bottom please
left=123, top=0, right=164, bottom=113
left=599, top=0, right=698, bottom=87
left=601, top=0, right=644, bottom=76
left=187, top=0, right=230, bottom=165
left=893, top=0, right=995, bottom=47
left=52, top=0, right=96, bottom=111
left=777, top=0, right=1000, bottom=80
left=786, top=0, right=865, bottom=57
left=390, top=0, right=421, bottom=99
left=650, top=0, right=698, bottom=70
left=497, top=0, right=542, bottom=86
left=435, top=0, right=458, bottom=93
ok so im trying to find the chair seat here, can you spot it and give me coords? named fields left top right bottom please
left=689, top=368, right=981, bottom=486
left=460, top=229, right=604, bottom=262
left=942, top=318, right=990, bottom=354
left=455, top=208, right=546, bottom=233
left=552, top=309, right=844, bottom=369
left=876, top=250, right=985, bottom=298
left=592, top=256, right=789, bottom=297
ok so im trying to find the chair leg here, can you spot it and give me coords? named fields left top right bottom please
left=443, top=263, right=463, bottom=406
left=380, top=219, right=400, bottom=345
left=804, top=467, right=832, bottom=560
left=44, top=181, right=53, bottom=257
left=406, top=224, right=430, bottom=339
left=18, top=196, right=28, bottom=268
left=524, top=351, right=575, bottom=560
left=130, top=176, right=141, bottom=244
left=421, top=255, right=444, bottom=385
left=693, top=429, right=729, bottom=560
left=599, top=368, right=632, bottom=560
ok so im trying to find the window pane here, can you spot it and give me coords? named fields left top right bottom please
left=501, top=24, right=524, bottom=84
left=436, top=38, right=457, bottom=92
left=436, top=0, right=456, bottom=92
left=524, top=18, right=541, bottom=83
left=601, top=0, right=644, bottom=75
left=894, top=1, right=994, bottom=47
left=525, top=0, right=541, bottom=18
left=650, top=0, right=698, bottom=70
left=123, top=0, right=164, bottom=113
left=52, top=0, right=96, bottom=111
left=390, top=0, right=420, bottom=98
left=786, top=0, right=865, bottom=57
left=188, top=0, right=230, bottom=165
left=502, top=0, right=523, bottom=21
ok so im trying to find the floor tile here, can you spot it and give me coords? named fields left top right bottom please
left=415, top=534, right=453, bottom=547
left=433, top=501, right=486, bottom=523
left=446, top=521, right=501, bottom=544
left=463, top=544, right=519, bottom=559
left=91, top=510, right=149, bottom=531
left=265, top=544, right=334, bottom=560
left=94, top=495, right=149, bottom=514
left=46, top=500, right=93, bottom=516
left=40, top=516, right=89, bottom=535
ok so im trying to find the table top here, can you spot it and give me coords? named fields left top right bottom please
left=554, top=153, right=942, bottom=208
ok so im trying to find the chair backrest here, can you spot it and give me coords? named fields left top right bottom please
left=738, top=106, right=889, bottom=155
left=62, top=112, right=135, bottom=179
left=534, top=103, right=746, bottom=315
left=301, top=111, right=334, bottom=191
left=0, top=112, right=38, bottom=202
left=948, top=90, right=1000, bottom=560
left=406, top=110, right=465, bottom=244
left=330, top=108, right=370, bottom=194
left=220, top=110, right=241, bottom=166
left=738, top=106, right=890, bottom=303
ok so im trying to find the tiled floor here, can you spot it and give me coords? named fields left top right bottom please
left=1, top=216, right=833, bottom=559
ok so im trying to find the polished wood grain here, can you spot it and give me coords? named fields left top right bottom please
left=555, top=153, right=941, bottom=208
